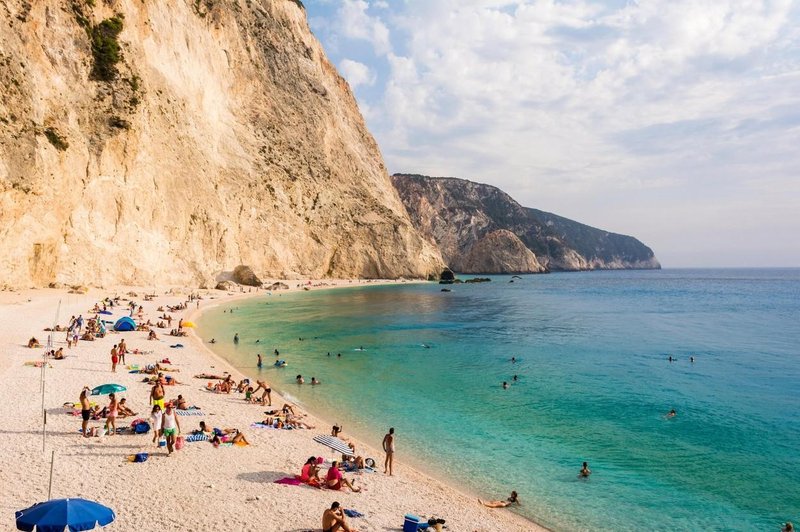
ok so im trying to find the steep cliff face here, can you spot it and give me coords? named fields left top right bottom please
left=0, top=0, right=443, bottom=288
left=391, top=174, right=660, bottom=273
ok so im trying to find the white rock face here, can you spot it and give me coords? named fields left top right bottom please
left=0, top=0, right=443, bottom=287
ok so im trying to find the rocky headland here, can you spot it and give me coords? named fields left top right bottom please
left=391, top=174, right=660, bottom=274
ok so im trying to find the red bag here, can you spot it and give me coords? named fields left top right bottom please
left=175, top=435, right=185, bottom=450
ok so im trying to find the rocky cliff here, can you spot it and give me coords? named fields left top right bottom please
left=0, top=0, right=443, bottom=288
left=391, top=174, right=660, bottom=273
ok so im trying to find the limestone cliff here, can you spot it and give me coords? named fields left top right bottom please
left=0, top=0, right=443, bottom=288
left=391, top=174, right=660, bottom=273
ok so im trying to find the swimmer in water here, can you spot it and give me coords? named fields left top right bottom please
left=690, top=356, right=695, bottom=363
left=296, top=375, right=304, bottom=384
left=233, top=333, right=239, bottom=344
left=210, top=338, right=216, bottom=344
left=512, top=375, right=518, bottom=381
left=502, top=381, right=509, bottom=389
left=327, top=352, right=331, bottom=356
left=422, top=344, right=430, bottom=349
left=668, top=356, right=674, bottom=362
left=311, top=377, right=320, bottom=385
left=511, top=357, right=516, bottom=363
left=255, top=339, right=260, bottom=344
left=337, top=353, right=341, bottom=357
left=579, top=462, right=591, bottom=477
left=665, top=409, right=677, bottom=419
left=274, top=349, right=279, bottom=356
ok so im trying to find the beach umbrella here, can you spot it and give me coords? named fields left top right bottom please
left=15, top=498, right=115, bottom=531
left=90, top=384, right=126, bottom=396
left=313, top=435, right=354, bottom=457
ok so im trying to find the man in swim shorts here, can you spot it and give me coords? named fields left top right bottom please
left=322, top=501, right=355, bottom=532
left=150, top=382, right=165, bottom=410
left=80, top=387, right=91, bottom=437
left=382, top=428, right=395, bottom=476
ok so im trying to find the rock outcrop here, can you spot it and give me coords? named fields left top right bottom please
left=0, top=0, right=443, bottom=288
left=232, top=265, right=262, bottom=287
left=391, top=174, right=660, bottom=273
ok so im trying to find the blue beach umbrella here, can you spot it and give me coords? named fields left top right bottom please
left=15, top=497, right=116, bottom=531
left=90, top=384, right=126, bottom=396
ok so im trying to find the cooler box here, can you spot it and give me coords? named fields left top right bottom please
left=403, top=514, right=429, bottom=532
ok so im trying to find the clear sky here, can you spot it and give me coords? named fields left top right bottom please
left=305, top=1, right=800, bottom=267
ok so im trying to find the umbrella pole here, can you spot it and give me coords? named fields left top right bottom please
left=47, top=449, right=55, bottom=499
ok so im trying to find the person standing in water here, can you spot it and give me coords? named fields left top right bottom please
left=234, top=333, right=239, bottom=344
left=257, top=354, right=262, bottom=368
left=580, top=462, right=591, bottom=477
left=382, top=427, right=395, bottom=476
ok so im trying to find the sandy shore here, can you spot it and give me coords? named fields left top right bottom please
left=0, top=281, right=544, bottom=531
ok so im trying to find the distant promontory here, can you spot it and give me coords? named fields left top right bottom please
left=391, top=174, right=660, bottom=274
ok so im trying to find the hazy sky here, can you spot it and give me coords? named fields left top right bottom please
left=306, top=1, right=800, bottom=267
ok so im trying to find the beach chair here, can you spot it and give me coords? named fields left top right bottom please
left=403, top=514, right=429, bottom=532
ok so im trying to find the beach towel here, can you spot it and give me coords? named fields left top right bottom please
left=185, top=433, right=208, bottom=442
left=250, top=422, right=276, bottom=429
left=274, top=477, right=302, bottom=485
left=176, top=409, right=204, bottom=416
left=344, top=509, right=364, bottom=518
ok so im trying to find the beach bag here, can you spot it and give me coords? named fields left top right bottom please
left=132, top=419, right=150, bottom=434
left=175, top=436, right=185, bottom=450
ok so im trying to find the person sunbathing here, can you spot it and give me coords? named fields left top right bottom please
left=28, top=337, right=41, bottom=348
left=211, top=428, right=249, bottom=446
left=172, top=395, right=187, bottom=409
left=148, top=330, right=159, bottom=341
left=479, top=491, right=519, bottom=508
left=325, top=461, right=360, bottom=492
left=117, top=398, right=137, bottom=417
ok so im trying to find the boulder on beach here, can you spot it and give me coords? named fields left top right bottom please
left=232, top=265, right=262, bottom=287
left=215, top=280, right=237, bottom=291
left=266, top=282, right=289, bottom=291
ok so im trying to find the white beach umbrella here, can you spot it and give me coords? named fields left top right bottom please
left=312, top=435, right=354, bottom=457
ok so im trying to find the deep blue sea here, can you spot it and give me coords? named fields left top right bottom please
left=196, top=269, right=800, bottom=531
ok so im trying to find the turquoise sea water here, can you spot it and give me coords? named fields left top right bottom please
left=196, top=269, right=800, bottom=531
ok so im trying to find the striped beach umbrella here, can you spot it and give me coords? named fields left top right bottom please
left=312, top=435, right=354, bottom=457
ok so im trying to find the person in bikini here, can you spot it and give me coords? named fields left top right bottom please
left=479, top=490, right=519, bottom=508
left=105, top=393, right=118, bottom=436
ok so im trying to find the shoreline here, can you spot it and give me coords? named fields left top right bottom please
left=0, top=281, right=545, bottom=531
left=189, top=282, right=547, bottom=531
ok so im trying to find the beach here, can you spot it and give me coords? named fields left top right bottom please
left=0, top=282, right=541, bottom=532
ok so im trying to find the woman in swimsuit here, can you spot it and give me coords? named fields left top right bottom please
left=479, top=491, right=519, bottom=508
left=105, top=393, right=118, bottom=436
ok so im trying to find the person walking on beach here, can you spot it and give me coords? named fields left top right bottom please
left=110, top=345, right=118, bottom=373
left=382, top=427, right=395, bottom=476
left=105, top=393, right=118, bottom=436
left=150, top=404, right=163, bottom=445
left=161, top=404, right=181, bottom=454
left=322, top=501, right=356, bottom=532
left=80, top=387, right=91, bottom=437
left=118, top=339, right=127, bottom=365
left=150, top=381, right=165, bottom=410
